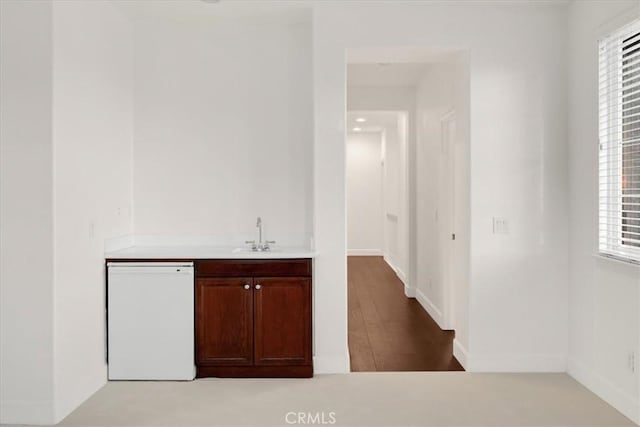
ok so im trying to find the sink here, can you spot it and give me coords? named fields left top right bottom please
left=232, top=247, right=282, bottom=254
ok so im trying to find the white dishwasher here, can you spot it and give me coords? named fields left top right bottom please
left=107, top=262, right=195, bottom=380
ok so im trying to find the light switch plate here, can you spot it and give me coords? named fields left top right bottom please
left=493, top=217, right=509, bottom=234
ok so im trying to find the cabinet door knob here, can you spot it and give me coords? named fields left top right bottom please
left=244, top=284, right=251, bottom=290
left=255, top=284, right=262, bottom=290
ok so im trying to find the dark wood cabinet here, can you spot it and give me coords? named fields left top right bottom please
left=254, top=277, right=311, bottom=366
left=195, top=260, right=312, bottom=378
left=196, top=277, right=254, bottom=366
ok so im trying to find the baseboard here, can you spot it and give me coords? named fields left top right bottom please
left=404, top=284, right=416, bottom=298
left=453, top=339, right=468, bottom=369
left=382, top=255, right=409, bottom=287
left=197, top=365, right=312, bottom=378
left=452, top=341, right=565, bottom=374
left=396, top=269, right=408, bottom=285
left=347, top=249, right=383, bottom=256
left=465, top=353, right=567, bottom=373
left=0, top=398, right=55, bottom=425
left=415, top=289, right=445, bottom=329
left=383, top=258, right=414, bottom=297
left=313, top=353, right=350, bottom=374
left=54, top=370, right=107, bottom=423
left=568, top=358, right=640, bottom=425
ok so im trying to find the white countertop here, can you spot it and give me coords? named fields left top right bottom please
left=105, top=245, right=315, bottom=260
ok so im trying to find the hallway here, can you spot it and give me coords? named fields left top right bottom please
left=348, top=256, right=464, bottom=372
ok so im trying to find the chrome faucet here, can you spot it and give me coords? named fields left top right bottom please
left=245, top=217, right=275, bottom=251
left=256, top=216, right=263, bottom=246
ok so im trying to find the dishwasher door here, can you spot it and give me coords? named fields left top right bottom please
left=107, top=262, right=195, bottom=380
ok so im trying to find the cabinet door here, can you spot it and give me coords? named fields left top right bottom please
left=196, top=277, right=253, bottom=366
left=254, top=277, right=311, bottom=366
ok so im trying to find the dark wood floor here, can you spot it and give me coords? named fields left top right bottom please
left=348, top=256, right=464, bottom=372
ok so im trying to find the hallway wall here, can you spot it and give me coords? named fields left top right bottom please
left=414, top=57, right=471, bottom=345
left=347, top=87, right=413, bottom=288
left=382, top=114, right=408, bottom=280
left=415, top=63, right=455, bottom=329
left=347, top=132, right=384, bottom=254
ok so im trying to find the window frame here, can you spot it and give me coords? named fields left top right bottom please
left=598, top=18, right=640, bottom=266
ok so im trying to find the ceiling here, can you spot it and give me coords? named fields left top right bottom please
left=347, top=46, right=462, bottom=64
left=347, top=111, right=401, bottom=134
left=114, top=0, right=311, bottom=23
left=347, top=63, right=435, bottom=87
left=347, top=45, right=463, bottom=87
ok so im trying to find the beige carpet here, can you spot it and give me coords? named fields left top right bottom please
left=10, top=372, right=638, bottom=427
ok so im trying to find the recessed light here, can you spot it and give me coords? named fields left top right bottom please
left=353, top=127, right=362, bottom=132
left=355, top=118, right=367, bottom=123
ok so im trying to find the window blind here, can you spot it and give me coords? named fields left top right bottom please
left=599, top=18, right=640, bottom=264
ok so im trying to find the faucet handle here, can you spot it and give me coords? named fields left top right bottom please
left=245, top=240, right=257, bottom=250
left=263, top=240, right=276, bottom=251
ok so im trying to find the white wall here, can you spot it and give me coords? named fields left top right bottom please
left=52, top=0, right=134, bottom=421
left=314, top=1, right=569, bottom=374
left=0, top=1, right=55, bottom=423
left=347, top=88, right=413, bottom=288
left=466, top=5, right=568, bottom=371
left=132, top=10, right=313, bottom=240
left=567, top=1, right=640, bottom=423
left=347, top=132, right=383, bottom=254
left=0, top=1, right=134, bottom=424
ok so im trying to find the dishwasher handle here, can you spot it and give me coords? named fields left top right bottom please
left=107, top=262, right=194, bottom=275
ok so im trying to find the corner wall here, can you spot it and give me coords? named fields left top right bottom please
left=52, top=0, right=134, bottom=421
left=567, top=1, right=640, bottom=423
left=0, top=1, right=135, bottom=424
left=0, top=1, right=56, bottom=423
